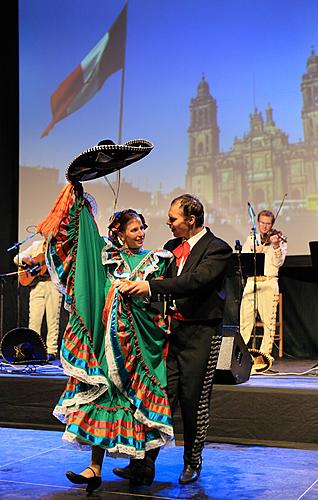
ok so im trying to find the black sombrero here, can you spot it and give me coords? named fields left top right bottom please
left=248, top=348, right=273, bottom=374
left=0, top=327, right=48, bottom=364
left=66, top=139, right=154, bottom=182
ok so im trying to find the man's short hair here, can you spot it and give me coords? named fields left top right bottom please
left=171, top=194, right=204, bottom=227
left=257, top=210, right=275, bottom=223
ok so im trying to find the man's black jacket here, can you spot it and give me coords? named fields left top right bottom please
left=149, top=227, right=233, bottom=321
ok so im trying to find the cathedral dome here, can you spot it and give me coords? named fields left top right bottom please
left=197, top=75, right=210, bottom=97
left=306, top=48, right=318, bottom=75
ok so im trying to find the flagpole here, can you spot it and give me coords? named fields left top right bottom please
left=118, top=43, right=126, bottom=144
left=114, top=1, right=128, bottom=211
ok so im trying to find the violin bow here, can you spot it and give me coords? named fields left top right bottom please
left=274, top=193, right=288, bottom=223
left=262, top=193, right=288, bottom=245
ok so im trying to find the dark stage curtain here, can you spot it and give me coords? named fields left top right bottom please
left=0, top=1, right=19, bottom=275
left=280, top=266, right=318, bottom=358
left=0, top=1, right=19, bottom=337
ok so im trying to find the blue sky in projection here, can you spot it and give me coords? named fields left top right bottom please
left=19, top=0, right=318, bottom=192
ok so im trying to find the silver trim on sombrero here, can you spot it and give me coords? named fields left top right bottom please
left=1, top=327, right=48, bottom=364
left=66, top=139, right=154, bottom=182
left=248, top=348, right=273, bottom=373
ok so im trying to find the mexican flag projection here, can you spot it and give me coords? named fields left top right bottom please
left=41, top=4, right=127, bottom=138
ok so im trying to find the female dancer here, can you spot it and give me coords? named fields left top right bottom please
left=36, top=182, right=173, bottom=493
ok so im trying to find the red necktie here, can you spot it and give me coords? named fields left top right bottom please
left=173, top=240, right=191, bottom=267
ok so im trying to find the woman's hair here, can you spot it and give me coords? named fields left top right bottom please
left=171, top=194, right=204, bottom=227
left=107, top=209, right=147, bottom=247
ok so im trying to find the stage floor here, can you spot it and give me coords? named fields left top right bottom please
left=1, top=427, right=318, bottom=499
left=1, top=358, right=318, bottom=450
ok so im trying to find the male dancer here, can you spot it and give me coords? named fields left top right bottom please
left=114, top=194, right=232, bottom=484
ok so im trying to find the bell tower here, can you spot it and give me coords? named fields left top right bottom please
left=301, top=48, right=318, bottom=144
left=186, top=75, right=219, bottom=206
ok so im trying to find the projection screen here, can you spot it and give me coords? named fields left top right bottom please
left=19, top=0, right=318, bottom=255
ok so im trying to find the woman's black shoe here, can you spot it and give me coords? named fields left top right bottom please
left=66, top=466, right=102, bottom=494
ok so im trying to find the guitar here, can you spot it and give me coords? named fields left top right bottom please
left=18, top=252, right=48, bottom=286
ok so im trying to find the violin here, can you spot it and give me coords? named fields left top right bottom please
left=261, top=229, right=287, bottom=245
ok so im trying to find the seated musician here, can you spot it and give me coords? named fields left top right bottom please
left=240, top=210, right=287, bottom=366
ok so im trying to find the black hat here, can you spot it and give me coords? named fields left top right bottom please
left=249, top=348, right=273, bottom=373
left=66, top=139, right=154, bottom=182
left=0, top=327, right=48, bottom=364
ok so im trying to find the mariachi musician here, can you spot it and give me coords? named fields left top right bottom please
left=14, top=238, right=62, bottom=361
left=240, top=209, right=287, bottom=366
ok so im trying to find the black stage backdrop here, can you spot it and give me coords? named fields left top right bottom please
left=223, top=256, right=318, bottom=359
left=0, top=1, right=19, bottom=336
left=0, top=2, right=317, bottom=359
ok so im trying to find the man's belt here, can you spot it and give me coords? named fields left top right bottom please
left=247, top=275, right=276, bottom=282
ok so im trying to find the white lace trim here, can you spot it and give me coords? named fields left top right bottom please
left=105, top=292, right=126, bottom=393
left=57, top=356, right=109, bottom=411
left=83, top=192, right=98, bottom=218
left=55, top=383, right=108, bottom=414
left=134, top=409, right=174, bottom=438
left=101, top=247, right=173, bottom=281
left=138, top=249, right=173, bottom=281
left=61, top=431, right=170, bottom=458
left=104, top=291, right=173, bottom=438
left=53, top=379, right=108, bottom=423
left=45, top=244, right=67, bottom=296
left=61, top=356, right=108, bottom=386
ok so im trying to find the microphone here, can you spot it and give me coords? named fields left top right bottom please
left=247, top=201, right=256, bottom=233
left=247, top=201, right=255, bottom=217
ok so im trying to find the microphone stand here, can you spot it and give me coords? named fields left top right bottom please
left=248, top=203, right=258, bottom=349
left=234, top=240, right=244, bottom=327
left=6, top=232, right=38, bottom=254
left=6, top=232, right=38, bottom=329
left=0, top=270, right=21, bottom=369
left=0, top=275, right=6, bottom=345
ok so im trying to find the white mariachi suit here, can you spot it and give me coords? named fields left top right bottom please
left=239, top=232, right=287, bottom=357
left=14, top=240, right=62, bottom=356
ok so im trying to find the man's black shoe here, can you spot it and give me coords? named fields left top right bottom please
left=113, top=457, right=155, bottom=486
left=47, top=353, right=56, bottom=362
left=113, top=464, right=134, bottom=481
left=178, top=464, right=201, bottom=485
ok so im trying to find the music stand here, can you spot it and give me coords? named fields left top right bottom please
left=240, top=252, right=265, bottom=349
left=309, top=241, right=318, bottom=269
left=240, top=253, right=265, bottom=277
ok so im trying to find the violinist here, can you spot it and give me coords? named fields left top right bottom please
left=240, top=210, right=287, bottom=365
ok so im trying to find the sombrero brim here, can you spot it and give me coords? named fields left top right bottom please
left=248, top=348, right=273, bottom=373
left=0, top=327, right=48, bottom=364
left=66, top=139, right=154, bottom=182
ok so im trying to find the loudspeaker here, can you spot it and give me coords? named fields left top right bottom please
left=214, top=325, right=252, bottom=385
